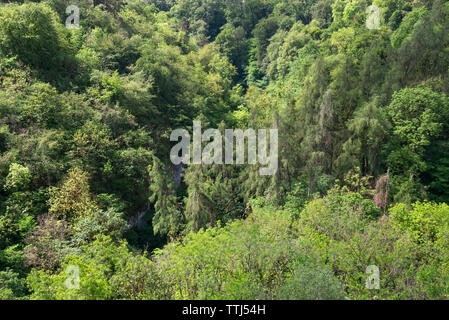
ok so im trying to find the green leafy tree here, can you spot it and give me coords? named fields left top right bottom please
left=148, top=155, right=183, bottom=239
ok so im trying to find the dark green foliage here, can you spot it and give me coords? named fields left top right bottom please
left=148, top=155, right=183, bottom=239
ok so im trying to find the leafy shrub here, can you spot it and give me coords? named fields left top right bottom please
left=276, top=263, right=345, bottom=300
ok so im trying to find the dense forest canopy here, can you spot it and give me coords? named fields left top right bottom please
left=0, top=0, right=448, bottom=300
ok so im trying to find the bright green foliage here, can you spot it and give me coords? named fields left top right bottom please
left=5, top=163, right=31, bottom=192
left=26, top=189, right=449, bottom=300
left=390, top=201, right=449, bottom=243
left=48, top=167, right=98, bottom=220
left=386, top=86, right=448, bottom=154
left=0, top=0, right=449, bottom=301
left=385, top=85, right=449, bottom=202
left=276, top=264, right=344, bottom=300
left=27, top=236, right=165, bottom=300
left=0, top=3, right=69, bottom=69
left=299, top=186, right=381, bottom=241
left=153, top=207, right=313, bottom=299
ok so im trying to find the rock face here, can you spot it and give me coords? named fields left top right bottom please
left=172, top=163, right=184, bottom=188
left=128, top=163, right=183, bottom=229
left=128, top=203, right=150, bottom=229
